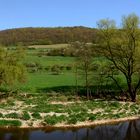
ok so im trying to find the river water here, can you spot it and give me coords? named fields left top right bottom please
left=0, top=119, right=140, bottom=140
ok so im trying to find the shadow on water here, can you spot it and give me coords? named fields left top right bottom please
left=1, top=119, right=140, bottom=140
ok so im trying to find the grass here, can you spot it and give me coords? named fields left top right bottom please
left=24, top=55, right=75, bottom=67
left=21, top=111, right=31, bottom=120
left=0, top=93, right=139, bottom=127
left=1, top=47, right=127, bottom=93
left=19, top=72, right=76, bottom=92
left=17, top=48, right=77, bottom=92
left=5, top=113, right=20, bottom=119
left=0, top=120, right=22, bottom=127
left=0, top=46, right=139, bottom=127
left=44, top=115, right=66, bottom=125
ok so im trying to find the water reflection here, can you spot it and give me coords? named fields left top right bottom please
left=0, top=119, right=140, bottom=140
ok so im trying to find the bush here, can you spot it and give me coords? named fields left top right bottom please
left=45, top=66, right=50, bottom=71
left=0, top=120, right=22, bottom=126
left=31, top=112, right=42, bottom=119
left=66, top=65, right=72, bottom=70
left=0, top=113, right=3, bottom=118
left=67, top=112, right=87, bottom=124
left=60, top=65, right=65, bottom=71
left=88, top=114, right=96, bottom=121
left=44, top=115, right=66, bottom=125
left=21, top=111, right=31, bottom=120
left=25, top=62, right=43, bottom=73
left=67, top=115, right=77, bottom=124
left=51, top=65, right=61, bottom=75
left=25, top=62, right=37, bottom=68
left=5, top=113, right=19, bottom=119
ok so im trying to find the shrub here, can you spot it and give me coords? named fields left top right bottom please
left=67, top=115, right=77, bottom=124
left=44, top=115, right=66, bottom=125
left=21, top=111, right=31, bottom=120
left=0, top=120, right=22, bottom=126
left=88, top=114, right=96, bottom=121
left=31, top=112, right=42, bottom=119
left=51, top=65, right=61, bottom=75
left=45, top=66, right=50, bottom=71
left=0, top=113, right=3, bottom=118
left=5, top=113, right=19, bottom=119
left=25, top=62, right=37, bottom=68
left=60, top=65, right=65, bottom=71
left=66, top=65, right=72, bottom=70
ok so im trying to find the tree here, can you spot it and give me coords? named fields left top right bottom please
left=73, top=42, right=93, bottom=99
left=0, top=47, right=26, bottom=93
left=97, top=13, right=140, bottom=102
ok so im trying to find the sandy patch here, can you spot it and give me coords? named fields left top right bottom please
left=46, top=112, right=68, bottom=117
left=88, top=108, right=104, bottom=114
left=49, top=101, right=74, bottom=105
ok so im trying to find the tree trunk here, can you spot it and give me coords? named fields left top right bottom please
left=127, top=77, right=136, bottom=102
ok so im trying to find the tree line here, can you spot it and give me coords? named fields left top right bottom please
left=0, top=26, right=97, bottom=46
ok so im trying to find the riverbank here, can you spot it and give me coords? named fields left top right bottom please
left=0, top=93, right=140, bottom=128
left=0, top=116, right=139, bottom=130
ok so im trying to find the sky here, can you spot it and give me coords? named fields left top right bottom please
left=0, top=0, right=140, bottom=30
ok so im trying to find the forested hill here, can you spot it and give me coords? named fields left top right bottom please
left=0, top=26, right=97, bottom=46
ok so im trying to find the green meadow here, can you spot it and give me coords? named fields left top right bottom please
left=13, top=46, right=126, bottom=94
left=17, top=47, right=76, bottom=92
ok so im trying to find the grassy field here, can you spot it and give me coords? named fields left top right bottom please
left=24, top=55, right=75, bottom=67
left=12, top=47, right=126, bottom=93
left=0, top=45, right=139, bottom=127
left=19, top=72, right=76, bottom=92
left=0, top=45, right=128, bottom=94
left=0, top=93, right=139, bottom=127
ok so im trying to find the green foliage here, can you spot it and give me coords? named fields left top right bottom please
left=88, top=114, right=96, bottom=121
left=0, top=47, right=26, bottom=89
left=51, top=65, right=61, bottom=75
left=5, top=113, right=20, bottom=119
left=21, top=111, right=31, bottom=120
left=109, top=101, right=120, bottom=108
left=67, top=116, right=77, bottom=124
left=31, top=112, right=42, bottom=119
left=97, top=13, right=140, bottom=101
left=0, top=113, right=3, bottom=118
left=0, top=120, right=22, bottom=126
left=44, top=115, right=66, bottom=125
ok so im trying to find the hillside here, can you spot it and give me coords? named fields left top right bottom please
left=0, top=26, right=97, bottom=46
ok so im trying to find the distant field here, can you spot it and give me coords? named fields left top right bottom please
left=4, top=47, right=126, bottom=93
left=28, top=44, right=68, bottom=49
left=19, top=48, right=77, bottom=92
left=24, top=55, right=75, bottom=67
left=18, top=72, right=76, bottom=93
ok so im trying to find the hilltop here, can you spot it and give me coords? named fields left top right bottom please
left=0, top=26, right=97, bottom=46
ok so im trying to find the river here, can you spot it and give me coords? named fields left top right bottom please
left=0, top=119, right=140, bottom=140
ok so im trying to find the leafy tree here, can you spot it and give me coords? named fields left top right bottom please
left=74, top=42, right=94, bottom=99
left=97, top=13, right=140, bottom=102
left=0, top=47, right=26, bottom=92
